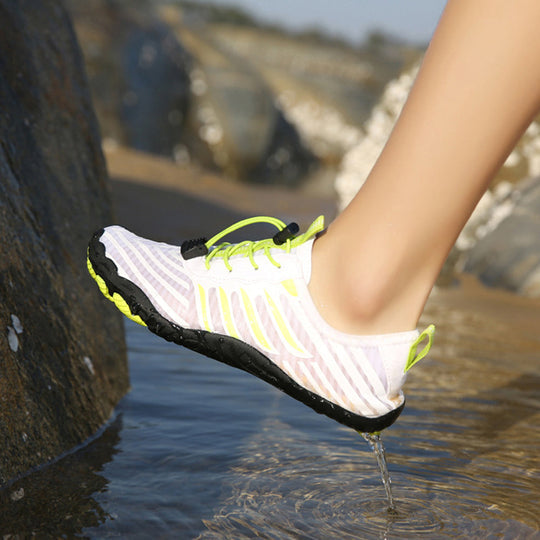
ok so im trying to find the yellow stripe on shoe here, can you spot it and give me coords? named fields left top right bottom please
left=265, top=291, right=307, bottom=355
left=281, top=279, right=298, bottom=297
left=86, top=256, right=147, bottom=327
left=241, top=288, right=274, bottom=352
left=219, top=287, right=240, bottom=339
left=197, top=284, right=212, bottom=331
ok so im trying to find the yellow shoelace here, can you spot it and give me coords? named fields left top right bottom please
left=203, top=215, right=325, bottom=271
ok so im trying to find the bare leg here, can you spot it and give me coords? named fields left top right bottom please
left=309, top=0, right=540, bottom=335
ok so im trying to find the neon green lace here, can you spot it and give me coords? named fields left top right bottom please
left=204, top=215, right=325, bottom=271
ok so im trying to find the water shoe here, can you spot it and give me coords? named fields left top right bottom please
left=87, top=216, right=434, bottom=432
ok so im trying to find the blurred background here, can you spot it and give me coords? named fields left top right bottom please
left=65, top=0, right=443, bottom=190
left=66, top=0, right=540, bottom=289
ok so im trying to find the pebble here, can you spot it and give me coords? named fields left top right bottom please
left=83, top=356, right=95, bottom=375
left=11, top=314, right=23, bottom=334
left=7, top=326, right=19, bottom=352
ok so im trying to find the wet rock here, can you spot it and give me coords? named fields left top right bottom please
left=0, top=416, right=123, bottom=534
left=464, top=177, right=540, bottom=296
left=0, top=0, right=128, bottom=485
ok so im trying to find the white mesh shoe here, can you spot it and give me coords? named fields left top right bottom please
left=87, top=215, right=434, bottom=432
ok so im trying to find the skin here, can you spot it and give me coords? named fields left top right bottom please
left=308, top=0, right=540, bottom=335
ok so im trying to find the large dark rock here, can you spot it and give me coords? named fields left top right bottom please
left=0, top=0, right=128, bottom=485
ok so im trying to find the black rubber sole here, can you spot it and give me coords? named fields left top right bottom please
left=88, top=230, right=404, bottom=433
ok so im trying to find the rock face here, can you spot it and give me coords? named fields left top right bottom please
left=167, top=21, right=317, bottom=186
left=334, top=61, right=540, bottom=211
left=0, top=0, right=128, bottom=485
left=464, top=177, right=540, bottom=297
left=208, top=24, right=412, bottom=167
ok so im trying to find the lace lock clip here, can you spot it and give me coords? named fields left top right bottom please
left=181, top=237, right=208, bottom=260
left=273, top=222, right=299, bottom=245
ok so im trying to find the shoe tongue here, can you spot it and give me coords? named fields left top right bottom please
left=298, top=215, right=325, bottom=243
left=296, top=238, right=315, bottom=282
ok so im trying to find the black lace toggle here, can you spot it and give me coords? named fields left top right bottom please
left=181, top=237, right=208, bottom=260
left=272, top=222, right=299, bottom=245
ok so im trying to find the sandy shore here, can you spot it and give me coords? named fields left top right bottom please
left=105, top=145, right=336, bottom=244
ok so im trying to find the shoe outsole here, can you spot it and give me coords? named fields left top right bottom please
left=87, top=229, right=404, bottom=433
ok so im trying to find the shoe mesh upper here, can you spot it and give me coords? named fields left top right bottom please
left=100, top=222, right=420, bottom=418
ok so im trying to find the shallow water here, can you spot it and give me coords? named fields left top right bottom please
left=1, top=277, right=539, bottom=539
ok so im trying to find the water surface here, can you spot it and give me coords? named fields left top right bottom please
left=1, top=276, right=539, bottom=538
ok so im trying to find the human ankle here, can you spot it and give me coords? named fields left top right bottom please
left=308, top=233, right=424, bottom=335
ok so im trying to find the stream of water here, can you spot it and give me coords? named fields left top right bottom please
left=362, top=432, right=396, bottom=513
left=0, top=276, right=539, bottom=538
